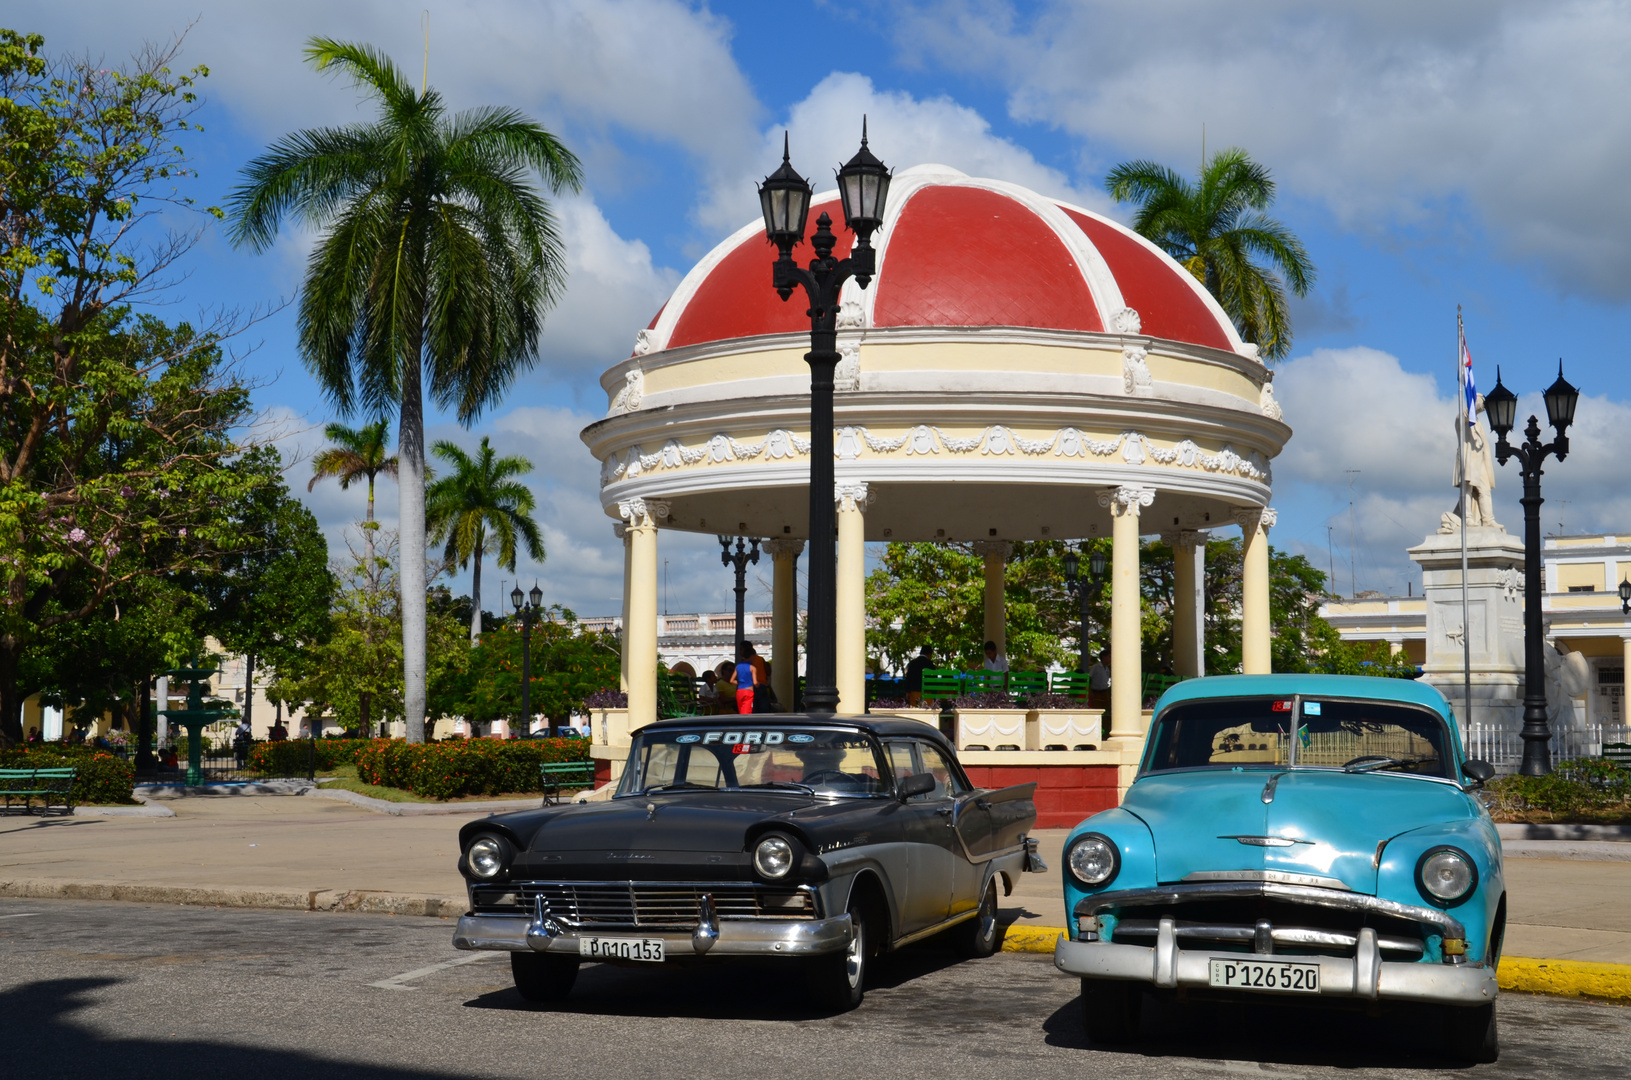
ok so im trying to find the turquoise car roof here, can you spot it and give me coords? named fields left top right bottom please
left=1155, top=674, right=1453, bottom=719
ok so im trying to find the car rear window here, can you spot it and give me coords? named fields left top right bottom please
left=1145, top=696, right=1454, bottom=778
left=617, top=727, right=889, bottom=796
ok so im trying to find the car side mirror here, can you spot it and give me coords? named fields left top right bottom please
left=1461, top=759, right=1495, bottom=786
left=897, top=773, right=936, bottom=801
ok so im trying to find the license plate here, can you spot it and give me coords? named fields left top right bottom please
left=1208, top=958, right=1320, bottom=994
left=579, top=937, right=666, bottom=962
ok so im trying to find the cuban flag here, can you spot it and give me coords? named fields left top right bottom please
left=1460, top=325, right=1477, bottom=424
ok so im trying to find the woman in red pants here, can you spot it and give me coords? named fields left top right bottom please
left=734, top=643, right=756, bottom=715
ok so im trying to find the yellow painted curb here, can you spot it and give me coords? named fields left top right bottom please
left=1499, top=956, right=1631, bottom=1000
left=1001, top=930, right=1631, bottom=1001
left=1001, top=925, right=1066, bottom=953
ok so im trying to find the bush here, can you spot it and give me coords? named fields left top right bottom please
left=583, top=689, right=627, bottom=709
left=1021, top=693, right=1091, bottom=710
left=953, top=691, right=1019, bottom=710
left=0, top=746, right=136, bottom=804
left=1486, top=758, right=1631, bottom=818
left=353, top=737, right=592, bottom=800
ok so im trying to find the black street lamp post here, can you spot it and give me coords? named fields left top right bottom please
left=1063, top=544, right=1108, bottom=675
left=1484, top=362, right=1580, bottom=776
left=759, top=123, right=891, bottom=715
left=1619, top=576, right=1631, bottom=616
left=719, top=535, right=762, bottom=660
left=511, top=582, right=544, bottom=736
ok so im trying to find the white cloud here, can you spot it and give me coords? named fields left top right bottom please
left=897, top=1, right=1631, bottom=298
left=696, top=71, right=1116, bottom=235
left=1272, top=347, right=1631, bottom=594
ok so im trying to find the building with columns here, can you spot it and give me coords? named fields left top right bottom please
left=581, top=164, right=1292, bottom=733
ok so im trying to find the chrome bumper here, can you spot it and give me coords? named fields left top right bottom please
left=453, top=909, right=854, bottom=958
left=1054, top=922, right=1497, bottom=1007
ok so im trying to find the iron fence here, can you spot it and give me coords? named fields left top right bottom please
left=1464, top=722, right=1631, bottom=772
left=126, top=736, right=318, bottom=784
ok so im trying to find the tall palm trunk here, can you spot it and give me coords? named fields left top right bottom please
left=400, top=336, right=428, bottom=744
left=470, top=528, right=484, bottom=644
left=365, top=472, right=376, bottom=565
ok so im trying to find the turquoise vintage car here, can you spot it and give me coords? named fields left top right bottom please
left=1053, top=674, right=1504, bottom=1062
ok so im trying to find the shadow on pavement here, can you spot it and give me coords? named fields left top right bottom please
left=1042, top=986, right=1482, bottom=1070
left=463, top=940, right=973, bottom=1021
left=0, top=978, right=473, bottom=1080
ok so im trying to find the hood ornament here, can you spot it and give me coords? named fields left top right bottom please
left=646, top=802, right=656, bottom=820
left=1260, top=772, right=1287, bottom=804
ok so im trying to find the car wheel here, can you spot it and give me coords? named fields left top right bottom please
left=1080, top=978, right=1141, bottom=1044
left=510, top=951, right=580, bottom=1003
left=808, top=900, right=869, bottom=1012
left=1444, top=1002, right=1498, bottom=1063
left=954, top=880, right=999, bottom=958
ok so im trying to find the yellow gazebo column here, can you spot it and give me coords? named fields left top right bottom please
left=1165, top=529, right=1205, bottom=679
left=766, top=538, right=804, bottom=709
left=1100, top=486, right=1154, bottom=740
left=1623, top=636, right=1631, bottom=704
left=619, top=498, right=668, bottom=728
left=1236, top=507, right=1277, bottom=675
left=973, top=540, right=1012, bottom=660
left=835, top=482, right=870, bottom=714
left=616, top=523, right=631, bottom=691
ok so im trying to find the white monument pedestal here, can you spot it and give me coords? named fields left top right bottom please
left=1407, top=527, right=1526, bottom=740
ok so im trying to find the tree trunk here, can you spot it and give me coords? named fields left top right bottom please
left=400, top=341, right=428, bottom=744
left=366, top=473, right=376, bottom=566
left=0, top=635, right=21, bottom=747
left=136, top=674, right=154, bottom=773
left=470, top=539, right=483, bottom=644
left=243, top=652, right=256, bottom=735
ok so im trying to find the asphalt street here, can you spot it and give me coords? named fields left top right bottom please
left=2, top=897, right=1627, bottom=1080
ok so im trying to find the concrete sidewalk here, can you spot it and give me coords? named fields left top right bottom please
left=2, top=793, right=1629, bottom=964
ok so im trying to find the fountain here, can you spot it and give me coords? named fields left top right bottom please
left=157, top=656, right=237, bottom=786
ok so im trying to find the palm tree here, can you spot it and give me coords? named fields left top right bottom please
left=227, top=39, right=582, bottom=743
left=1105, top=148, right=1314, bottom=361
left=308, top=419, right=398, bottom=564
left=426, top=436, right=544, bottom=643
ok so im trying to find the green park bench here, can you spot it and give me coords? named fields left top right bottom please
left=920, top=668, right=964, bottom=702
left=658, top=673, right=700, bottom=719
left=0, top=766, right=77, bottom=815
left=1142, top=673, right=1184, bottom=700
left=964, top=670, right=1007, bottom=695
left=1049, top=671, right=1092, bottom=699
left=539, top=760, right=597, bottom=806
left=1007, top=671, right=1047, bottom=699
left=1603, top=743, right=1631, bottom=770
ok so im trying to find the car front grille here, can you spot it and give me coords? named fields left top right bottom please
left=471, top=881, right=819, bottom=927
left=1104, top=897, right=1426, bottom=959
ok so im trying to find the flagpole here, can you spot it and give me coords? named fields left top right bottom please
left=1459, top=306, right=1473, bottom=742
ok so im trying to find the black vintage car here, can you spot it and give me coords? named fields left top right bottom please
left=452, top=715, right=1043, bottom=1010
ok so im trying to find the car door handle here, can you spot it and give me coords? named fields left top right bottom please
left=975, top=799, right=991, bottom=810
left=934, top=807, right=954, bottom=817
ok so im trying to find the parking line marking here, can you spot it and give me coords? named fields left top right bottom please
left=0, top=913, right=41, bottom=920
left=368, top=951, right=501, bottom=991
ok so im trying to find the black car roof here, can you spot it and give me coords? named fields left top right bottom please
left=643, top=713, right=952, bottom=743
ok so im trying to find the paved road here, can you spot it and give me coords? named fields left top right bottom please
left=2, top=897, right=1628, bottom=1079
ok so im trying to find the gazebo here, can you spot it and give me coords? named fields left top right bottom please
left=581, top=164, right=1292, bottom=746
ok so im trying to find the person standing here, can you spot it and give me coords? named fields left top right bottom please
left=734, top=643, right=757, bottom=715
left=747, top=643, right=772, bottom=713
left=1087, top=648, right=1112, bottom=716
left=904, top=645, right=934, bottom=706
left=981, top=640, right=1008, bottom=673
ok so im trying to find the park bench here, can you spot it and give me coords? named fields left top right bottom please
left=658, top=673, right=700, bottom=719
left=1049, top=671, right=1092, bottom=699
left=1007, top=671, right=1047, bottom=699
left=1141, top=673, right=1184, bottom=700
left=1603, top=743, right=1631, bottom=770
left=963, top=670, right=1007, bottom=695
left=0, top=766, right=77, bottom=815
left=920, top=668, right=964, bottom=702
left=539, top=760, right=597, bottom=806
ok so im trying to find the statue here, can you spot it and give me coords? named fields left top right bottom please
left=1544, top=641, right=1592, bottom=732
left=1441, top=393, right=1501, bottom=532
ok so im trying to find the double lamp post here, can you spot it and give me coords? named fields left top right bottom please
left=511, top=582, right=544, bottom=736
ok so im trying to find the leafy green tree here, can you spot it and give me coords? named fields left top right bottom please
left=456, top=613, right=619, bottom=732
left=426, top=436, right=543, bottom=644
left=227, top=39, right=582, bottom=743
left=308, top=419, right=396, bottom=565
left=1106, top=149, right=1315, bottom=360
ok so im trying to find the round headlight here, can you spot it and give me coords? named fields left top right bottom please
left=754, top=836, right=794, bottom=879
left=1417, top=847, right=1477, bottom=904
left=1067, top=833, right=1119, bottom=888
left=467, top=836, right=505, bottom=879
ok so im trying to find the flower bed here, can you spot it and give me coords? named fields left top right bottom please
left=352, top=737, right=592, bottom=800
left=247, top=737, right=373, bottom=777
left=0, top=746, right=135, bottom=804
left=1486, top=758, right=1631, bottom=822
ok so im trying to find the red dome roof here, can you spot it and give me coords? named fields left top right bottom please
left=642, top=166, right=1246, bottom=357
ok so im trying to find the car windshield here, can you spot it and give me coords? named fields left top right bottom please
left=1144, top=696, right=1455, bottom=779
left=616, top=726, right=890, bottom=797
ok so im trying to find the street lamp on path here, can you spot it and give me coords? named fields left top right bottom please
left=1484, top=362, right=1580, bottom=776
left=720, top=535, right=762, bottom=662
left=759, top=122, right=891, bottom=715
left=511, top=582, right=544, bottom=737
left=1063, top=543, right=1108, bottom=675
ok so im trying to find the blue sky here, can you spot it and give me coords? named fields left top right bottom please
left=18, top=1, right=1631, bottom=618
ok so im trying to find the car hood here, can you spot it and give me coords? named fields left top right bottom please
left=513, top=791, right=821, bottom=854
left=1124, top=769, right=1474, bottom=894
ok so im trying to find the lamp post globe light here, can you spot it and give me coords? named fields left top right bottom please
left=720, top=535, right=762, bottom=661
left=511, top=583, right=544, bottom=736
left=759, top=122, right=891, bottom=715
left=1620, top=576, right=1631, bottom=616
left=1063, top=543, right=1108, bottom=675
left=1485, top=362, right=1581, bottom=776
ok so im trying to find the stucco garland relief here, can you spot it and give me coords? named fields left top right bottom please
left=600, top=426, right=1272, bottom=487
left=834, top=341, right=861, bottom=392
left=1113, top=307, right=1154, bottom=397
left=610, top=368, right=644, bottom=414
